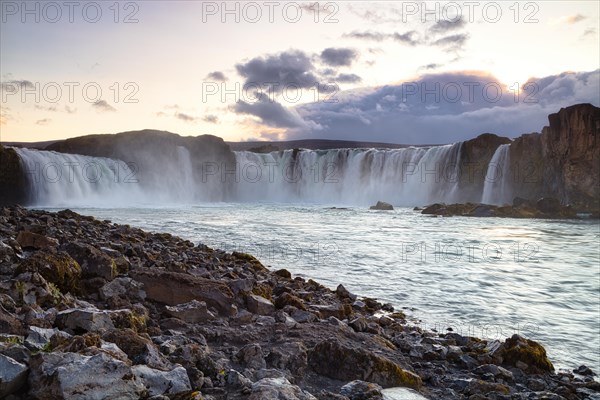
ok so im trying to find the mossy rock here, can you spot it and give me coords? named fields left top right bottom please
left=232, top=252, right=267, bottom=272
left=16, top=252, right=81, bottom=294
left=252, top=282, right=273, bottom=301
left=309, top=338, right=422, bottom=389
left=499, top=334, right=554, bottom=373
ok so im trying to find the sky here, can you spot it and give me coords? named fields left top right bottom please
left=1, top=0, right=599, bottom=144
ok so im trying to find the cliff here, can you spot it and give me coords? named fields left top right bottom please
left=0, top=144, right=27, bottom=206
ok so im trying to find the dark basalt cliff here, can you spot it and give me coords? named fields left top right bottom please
left=0, top=144, right=27, bottom=206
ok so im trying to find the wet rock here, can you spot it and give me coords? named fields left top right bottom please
left=55, top=308, right=115, bottom=334
left=349, top=316, right=369, bottom=333
left=249, top=377, right=317, bottom=400
left=495, top=334, right=554, bottom=373
left=370, top=201, right=394, bottom=211
left=132, top=364, right=192, bottom=397
left=309, top=339, right=422, bottom=389
left=573, top=365, right=595, bottom=376
left=247, top=294, right=275, bottom=315
left=336, top=284, right=357, bottom=301
left=28, top=352, right=145, bottom=399
left=536, top=197, right=562, bottom=214
left=16, top=231, right=59, bottom=250
left=130, top=269, right=235, bottom=315
left=0, top=354, right=28, bottom=397
left=340, top=380, right=383, bottom=400
left=165, top=300, right=215, bottom=323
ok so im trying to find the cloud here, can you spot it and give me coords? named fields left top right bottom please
left=206, top=71, right=228, bottom=81
left=343, top=30, right=421, bottom=45
left=562, top=14, right=587, bottom=24
left=420, top=63, right=442, bottom=70
left=34, top=105, right=58, bottom=112
left=583, top=28, right=596, bottom=36
left=335, top=73, right=362, bottom=83
left=35, top=118, right=51, bottom=126
left=432, top=33, right=470, bottom=51
left=236, top=50, right=320, bottom=93
left=279, top=70, right=600, bottom=144
left=175, top=112, right=197, bottom=123
left=320, top=48, right=358, bottom=66
left=92, top=100, right=116, bottom=112
left=430, top=18, right=466, bottom=34
left=234, top=92, right=320, bottom=130
left=0, top=106, right=11, bottom=125
left=203, top=114, right=219, bottom=123
left=65, top=105, right=77, bottom=114
left=0, top=80, right=35, bottom=90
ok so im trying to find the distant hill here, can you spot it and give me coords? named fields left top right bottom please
left=227, top=139, right=419, bottom=152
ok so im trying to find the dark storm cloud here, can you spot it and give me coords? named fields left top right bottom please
left=235, top=50, right=320, bottom=92
left=320, top=48, right=358, bottom=66
left=206, top=71, right=228, bottom=81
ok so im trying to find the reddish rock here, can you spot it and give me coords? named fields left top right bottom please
left=16, top=231, right=59, bottom=250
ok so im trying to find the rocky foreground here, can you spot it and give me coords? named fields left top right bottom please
left=0, top=207, right=598, bottom=400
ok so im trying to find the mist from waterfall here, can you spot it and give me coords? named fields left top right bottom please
left=481, top=144, right=512, bottom=205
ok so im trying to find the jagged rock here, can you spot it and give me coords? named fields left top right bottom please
left=28, top=351, right=145, bottom=399
left=249, top=377, right=317, bottom=400
left=25, top=326, right=70, bottom=351
left=0, top=354, right=28, bottom=397
left=226, top=369, right=253, bottom=388
left=63, top=242, right=118, bottom=281
left=165, top=300, right=214, bottom=323
left=16, top=231, right=58, bottom=250
left=15, top=252, right=81, bottom=293
left=274, top=292, right=306, bottom=310
left=55, top=308, right=115, bottom=334
left=132, top=364, right=192, bottom=397
left=130, top=269, right=235, bottom=315
left=340, top=380, right=383, bottom=400
left=309, top=339, right=422, bottom=389
left=370, top=201, right=394, bottom=211
left=99, top=277, right=146, bottom=301
left=247, top=294, right=275, bottom=315
left=265, top=342, right=308, bottom=375
left=236, top=343, right=266, bottom=370
left=102, top=329, right=171, bottom=370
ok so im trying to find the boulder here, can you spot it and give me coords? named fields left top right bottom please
left=132, top=364, right=191, bottom=397
left=247, top=294, right=275, bottom=315
left=164, top=300, right=214, bottom=323
left=494, top=334, right=554, bottom=374
left=15, top=252, right=81, bottom=293
left=0, top=354, right=28, bottom=397
left=130, top=270, right=235, bottom=315
left=249, top=377, right=317, bottom=400
left=63, top=242, right=117, bottom=281
left=340, top=380, right=383, bottom=400
left=309, top=339, right=422, bottom=389
left=55, top=308, right=115, bottom=334
left=236, top=343, right=266, bottom=370
left=370, top=201, right=394, bottom=211
left=16, top=231, right=59, bottom=250
left=102, top=329, right=171, bottom=370
left=99, top=277, right=146, bottom=301
left=25, top=326, right=70, bottom=351
left=28, top=352, right=145, bottom=399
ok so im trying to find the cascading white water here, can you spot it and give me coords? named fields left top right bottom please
left=481, top=144, right=512, bottom=205
left=14, top=147, right=145, bottom=207
left=233, top=143, right=464, bottom=206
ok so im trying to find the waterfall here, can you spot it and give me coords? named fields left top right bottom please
left=481, top=144, right=512, bottom=205
left=233, top=142, right=464, bottom=206
left=14, top=141, right=476, bottom=207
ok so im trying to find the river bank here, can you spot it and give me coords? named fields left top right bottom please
left=0, top=206, right=598, bottom=399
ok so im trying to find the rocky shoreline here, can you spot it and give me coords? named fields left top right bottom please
left=1, top=206, right=598, bottom=399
